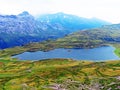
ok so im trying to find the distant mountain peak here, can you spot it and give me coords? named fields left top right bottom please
left=55, top=12, right=65, bottom=15
left=0, top=11, right=112, bottom=49
left=18, top=11, right=30, bottom=16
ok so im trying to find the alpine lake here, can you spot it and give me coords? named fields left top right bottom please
left=12, top=46, right=120, bottom=61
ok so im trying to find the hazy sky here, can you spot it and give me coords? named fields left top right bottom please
left=0, top=0, right=120, bottom=23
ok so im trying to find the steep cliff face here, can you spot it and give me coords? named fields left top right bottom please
left=0, top=11, right=38, bottom=48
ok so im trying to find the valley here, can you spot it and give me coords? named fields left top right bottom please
left=0, top=0, right=120, bottom=89
left=0, top=23, right=120, bottom=90
left=1, top=23, right=120, bottom=58
left=0, top=12, right=120, bottom=90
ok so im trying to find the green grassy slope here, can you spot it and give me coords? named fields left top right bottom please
left=0, top=59, right=120, bottom=90
left=112, top=44, right=120, bottom=57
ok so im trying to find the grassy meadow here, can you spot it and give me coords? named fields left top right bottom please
left=0, top=40, right=120, bottom=89
left=0, top=58, right=120, bottom=90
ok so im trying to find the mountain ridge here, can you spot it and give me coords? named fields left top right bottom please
left=19, top=23, right=120, bottom=52
left=0, top=11, right=111, bottom=49
left=37, top=12, right=111, bottom=30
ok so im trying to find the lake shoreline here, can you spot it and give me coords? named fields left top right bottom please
left=12, top=46, right=120, bottom=61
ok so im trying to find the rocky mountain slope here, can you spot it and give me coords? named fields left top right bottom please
left=0, top=11, right=110, bottom=49
left=37, top=12, right=110, bottom=31
left=19, top=24, right=120, bottom=52
left=1, top=24, right=120, bottom=58
left=55, top=24, right=120, bottom=48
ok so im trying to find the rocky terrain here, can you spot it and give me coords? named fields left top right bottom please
left=0, top=11, right=110, bottom=49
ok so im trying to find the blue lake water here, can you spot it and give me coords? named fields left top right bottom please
left=12, top=46, right=120, bottom=61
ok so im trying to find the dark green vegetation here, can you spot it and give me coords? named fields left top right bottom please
left=0, top=58, right=120, bottom=90
left=113, top=44, right=120, bottom=57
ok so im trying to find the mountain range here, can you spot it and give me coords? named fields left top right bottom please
left=20, top=23, right=120, bottom=52
left=37, top=12, right=110, bottom=31
left=0, top=11, right=110, bottom=49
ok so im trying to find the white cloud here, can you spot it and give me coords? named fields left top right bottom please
left=0, top=0, right=120, bottom=23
